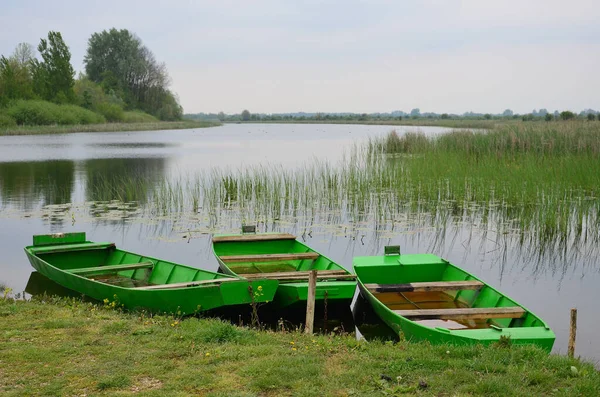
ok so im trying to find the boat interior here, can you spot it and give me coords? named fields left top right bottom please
left=29, top=240, right=234, bottom=290
left=355, top=253, right=546, bottom=330
left=212, top=233, right=355, bottom=282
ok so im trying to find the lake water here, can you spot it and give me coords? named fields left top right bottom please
left=0, top=123, right=597, bottom=363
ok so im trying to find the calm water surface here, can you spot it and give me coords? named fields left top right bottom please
left=0, top=123, right=597, bottom=362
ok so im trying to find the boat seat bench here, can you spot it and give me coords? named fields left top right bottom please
left=68, top=262, right=154, bottom=276
left=394, top=307, right=526, bottom=321
left=31, top=242, right=116, bottom=254
left=242, top=269, right=355, bottom=281
left=365, top=280, right=483, bottom=293
left=212, top=233, right=296, bottom=243
left=133, top=278, right=240, bottom=290
left=220, top=252, right=319, bottom=263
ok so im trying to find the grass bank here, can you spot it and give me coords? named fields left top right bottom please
left=0, top=120, right=221, bottom=136
left=1, top=295, right=598, bottom=396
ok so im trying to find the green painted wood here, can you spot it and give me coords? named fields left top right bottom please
left=30, top=242, right=116, bottom=254
left=220, top=252, right=319, bottom=263
left=68, top=262, right=154, bottom=276
left=354, top=253, right=555, bottom=351
left=33, top=232, right=87, bottom=246
left=24, top=234, right=279, bottom=315
left=212, top=232, right=357, bottom=309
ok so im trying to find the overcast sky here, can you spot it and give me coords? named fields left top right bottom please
left=1, top=0, right=599, bottom=114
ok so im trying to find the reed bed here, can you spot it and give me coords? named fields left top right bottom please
left=74, top=121, right=600, bottom=268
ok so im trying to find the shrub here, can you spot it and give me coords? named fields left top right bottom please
left=6, top=100, right=58, bottom=125
left=560, top=111, right=576, bottom=121
left=6, top=100, right=105, bottom=125
left=0, top=113, right=17, bottom=128
left=123, top=111, right=158, bottom=123
left=57, top=105, right=105, bottom=125
left=95, top=102, right=124, bottom=122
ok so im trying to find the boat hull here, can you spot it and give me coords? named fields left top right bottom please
left=24, top=233, right=278, bottom=315
left=213, top=233, right=356, bottom=310
left=354, top=254, right=555, bottom=351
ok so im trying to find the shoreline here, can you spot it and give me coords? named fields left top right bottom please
left=220, top=119, right=506, bottom=129
left=0, top=120, right=221, bottom=136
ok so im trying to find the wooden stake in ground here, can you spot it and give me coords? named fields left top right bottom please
left=305, top=270, right=317, bottom=334
left=568, top=308, right=577, bottom=358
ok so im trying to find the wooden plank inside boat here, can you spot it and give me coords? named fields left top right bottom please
left=68, top=262, right=154, bottom=275
left=220, top=252, right=319, bottom=263
left=365, top=280, right=483, bottom=293
left=133, top=278, right=240, bottom=290
left=212, top=233, right=297, bottom=243
left=394, top=307, right=526, bottom=321
left=242, top=269, right=355, bottom=281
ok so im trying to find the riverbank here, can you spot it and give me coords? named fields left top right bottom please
left=236, top=118, right=508, bottom=129
left=1, top=295, right=597, bottom=396
left=0, top=120, right=221, bottom=136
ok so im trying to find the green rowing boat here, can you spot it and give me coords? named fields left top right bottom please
left=24, top=232, right=278, bottom=315
left=354, top=247, right=555, bottom=351
left=212, top=231, right=356, bottom=310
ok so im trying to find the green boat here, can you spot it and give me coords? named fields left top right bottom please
left=354, top=247, right=555, bottom=351
left=212, top=231, right=356, bottom=310
left=24, top=232, right=278, bottom=315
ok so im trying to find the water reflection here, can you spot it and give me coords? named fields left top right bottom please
left=0, top=160, right=74, bottom=209
left=84, top=158, right=167, bottom=203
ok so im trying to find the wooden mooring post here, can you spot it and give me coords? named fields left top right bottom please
left=305, top=270, right=318, bottom=334
left=568, top=308, right=577, bottom=358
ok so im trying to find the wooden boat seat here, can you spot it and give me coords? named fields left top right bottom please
left=243, top=269, right=355, bottom=282
left=68, top=262, right=154, bottom=276
left=212, top=233, right=296, bottom=243
left=31, top=242, right=116, bottom=254
left=133, top=278, right=240, bottom=290
left=394, top=307, right=526, bottom=321
left=220, top=252, right=319, bottom=263
left=365, top=280, right=483, bottom=293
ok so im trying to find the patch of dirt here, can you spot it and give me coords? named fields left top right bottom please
left=130, top=377, right=163, bottom=393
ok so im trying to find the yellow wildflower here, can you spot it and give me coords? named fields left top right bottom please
left=291, top=347, right=297, bottom=351
left=257, top=285, right=263, bottom=291
left=289, top=341, right=295, bottom=345
left=205, top=352, right=211, bottom=357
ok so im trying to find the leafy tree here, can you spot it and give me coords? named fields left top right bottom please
left=84, top=28, right=181, bottom=119
left=440, top=113, right=449, bottom=119
left=587, top=113, right=596, bottom=121
left=483, top=114, right=492, bottom=120
left=545, top=113, right=554, bottom=122
left=241, top=109, right=251, bottom=121
left=31, top=31, right=75, bottom=103
left=502, top=109, right=513, bottom=117
left=559, top=111, right=576, bottom=120
left=217, top=111, right=225, bottom=121
left=410, top=108, right=420, bottom=118
left=0, top=43, right=36, bottom=106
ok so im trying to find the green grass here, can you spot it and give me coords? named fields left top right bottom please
left=1, top=295, right=598, bottom=396
left=0, top=119, right=220, bottom=136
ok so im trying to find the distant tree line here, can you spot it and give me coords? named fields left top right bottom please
left=185, top=108, right=599, bottom=123
left=0, top=29, right=182, bottom=126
